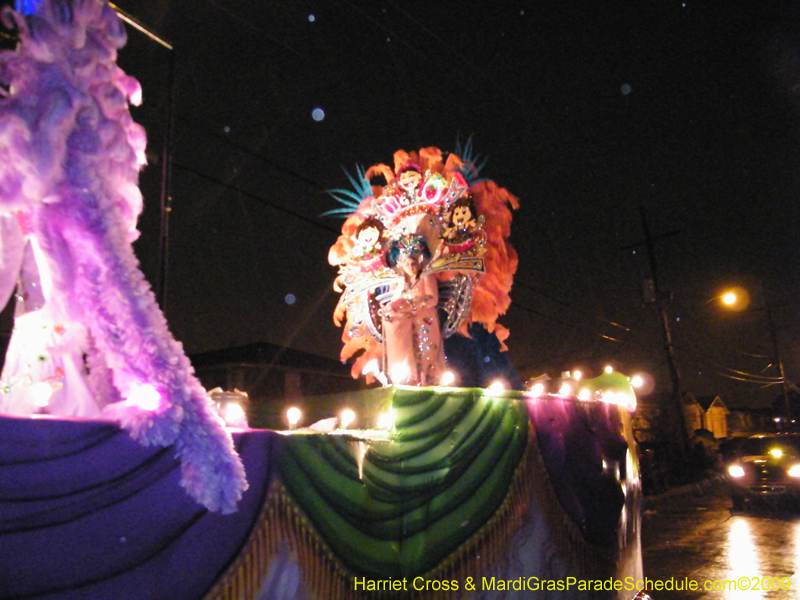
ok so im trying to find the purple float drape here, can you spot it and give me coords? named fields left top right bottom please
left=0, top=416, right=278, bottom=600
left=0, top=399, right=635, bottom=599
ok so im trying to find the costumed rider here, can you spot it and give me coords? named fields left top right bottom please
left=382, top=235, right=444, bottom=386
left=327, top=145, right=519, bottom=388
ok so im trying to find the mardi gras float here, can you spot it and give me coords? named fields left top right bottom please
left=0, top=1, right=645, bottom=599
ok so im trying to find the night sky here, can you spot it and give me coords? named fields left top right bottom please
left=2, top=0, right=800, bottom=408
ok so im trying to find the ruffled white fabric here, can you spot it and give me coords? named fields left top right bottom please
left=0, top=0, right=246, bottom=513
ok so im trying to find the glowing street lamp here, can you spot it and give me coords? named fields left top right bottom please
left=721, top=292, right=737, bottom=306
left=718, top=284, right=790, bottom=418
left=714, top=286, right=750, bottom=312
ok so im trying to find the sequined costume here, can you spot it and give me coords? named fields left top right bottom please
left=381, top=240, right=444, bottom=385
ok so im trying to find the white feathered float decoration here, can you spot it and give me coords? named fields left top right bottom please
left=0, top=0, right=246, bottom=513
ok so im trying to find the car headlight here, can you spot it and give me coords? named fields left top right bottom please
left=788, top=465, right=800, bottom=478
left=728, top=465, right=745, bottom=478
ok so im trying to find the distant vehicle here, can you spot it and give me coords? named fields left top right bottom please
left=725, top=433, right=800, bottom=510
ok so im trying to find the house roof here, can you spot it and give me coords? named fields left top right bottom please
left=695, top=395, right=728, bottom=411
left=682, top=392, right=727, bottom=411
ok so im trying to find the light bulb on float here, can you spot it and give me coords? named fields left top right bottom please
left=340, top=409, right=355, bottom=429
left=488, top=380, right=505, bottom=393
left=222, top=401, right=248, bottom=428
left=287, top=407, right=302, bottom=430
left=362, top=359, right=388, bottom=386
left=390, top=362, right=410, bottom=385
left=528, top=382, right=545, bottom=396
left=439, top=371, right=456, bottom=387
left=376, top=410, right=395, bottom=430
left=28, top=381, right=53, bottom=409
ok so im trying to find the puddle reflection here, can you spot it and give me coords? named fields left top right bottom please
left=726, top=518, right=763, bottom=600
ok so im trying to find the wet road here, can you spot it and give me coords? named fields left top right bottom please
left=642, top=478, right=800, bottom=599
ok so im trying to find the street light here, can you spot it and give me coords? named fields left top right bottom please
left=721, top=292, right=736, bottom=306
left=717, top=284, right=791, bottom=419
left=713, top=286, right=751, bottom=313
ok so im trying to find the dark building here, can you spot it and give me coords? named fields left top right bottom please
left=190, top=342, right=370, bottom=429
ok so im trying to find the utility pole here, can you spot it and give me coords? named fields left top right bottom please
left=625, top=207, right=689, bottom=462
left=761, top=284, right=791, bottom=420
left=110, top=4, right=175, bottom=312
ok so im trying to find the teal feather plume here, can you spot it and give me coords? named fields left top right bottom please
left=320, top=164, right=372, bottom=218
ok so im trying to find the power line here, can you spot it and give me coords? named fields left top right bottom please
left=171, top=161, right=339, bottom=235
left=509, top=302, right=630, bottom=345
left=174, top=114, right=329, bottom=194
left=514, top=279, right=632, bottom=331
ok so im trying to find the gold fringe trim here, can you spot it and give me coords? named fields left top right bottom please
left=521, top=415, right=620, bottom=581
left=415, top=416, right=620, bottom=597
left=204, top=477, right=356, bottom=600
left=205, top=416, right=623, bottom=600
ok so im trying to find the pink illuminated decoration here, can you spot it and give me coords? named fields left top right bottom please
left=0, top=0, right=246, bottom=512
left=328, top=147, right=519, bottom=385
left=27, top=381, right=53, bottom=408
left=126, top=384, right=162, bottom=412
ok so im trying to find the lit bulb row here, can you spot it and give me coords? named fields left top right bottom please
left=525, top=366, right=642, bottom=411
left=285, top=406, right=395, bottom=431
left=362, top=358, right=507, bottom=390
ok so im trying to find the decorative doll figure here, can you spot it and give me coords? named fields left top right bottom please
left=382, top=236, right=445, bottom=386
left=442, top=194, right=483, bottom=254
left=395, top=163, right=422, bottom=206
left=351, top=216, right=386, bottom=270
